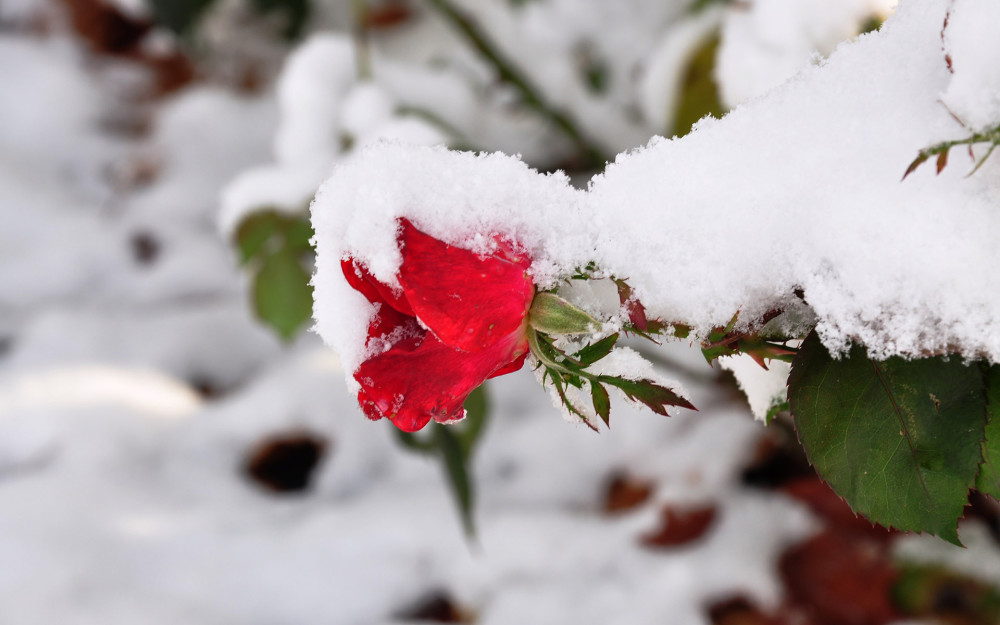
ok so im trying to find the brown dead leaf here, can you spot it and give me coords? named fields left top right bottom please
left=640, top=503, right=717, bottom=548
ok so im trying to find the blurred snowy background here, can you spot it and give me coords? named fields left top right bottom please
left=0, top=0, right=999, bottom=623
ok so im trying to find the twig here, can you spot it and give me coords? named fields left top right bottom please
left=423, top=0, right=608, bottom=167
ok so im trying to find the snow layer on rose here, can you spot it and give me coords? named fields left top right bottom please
left=312, top=0, right=1000, bottom=374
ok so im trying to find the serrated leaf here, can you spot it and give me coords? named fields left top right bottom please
left=669, top=323, right=691, bottom=339
left=591, top=382, right=610, bottom=426
left=253, top=249, right=314, bottom=340
left=788, top=332, right=987, bottom=545
left=977, top=364, right=1000, bottom=500
left=575, top=333, right=619, bottom=367
left=601, top=377, right=695, bottom=415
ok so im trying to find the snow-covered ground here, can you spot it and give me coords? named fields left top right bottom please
left=0, top=1, right=997, bottom=623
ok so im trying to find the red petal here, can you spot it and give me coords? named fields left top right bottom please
left=397, top=219, right=533, bottom=352
left=488, top=350, right=527, bottom=378
left=366, top=303, right=423, bottom=347
left=341, top=258, right=414, bottom=316
left=354, top=331, right=528, bottom=432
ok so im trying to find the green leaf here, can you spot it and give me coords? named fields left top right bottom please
left=575, top=333, right=619, bottom=367
left=253, top=249, right=314, bottom=341
left=393, top=388, right=491, bottom=538
left=528, top=292, right=600, bottom=335
left=249, top=0, right=310, bottom=40
left=765, top=400, right=789, bottom=426
left=892, top=563, right=1000, bottom=622
left=456, top=385, right=490, bottom=458
left=977, top=364, right=1000, bottom=499
left=148, top=0, right=218, bottom=34
left=394, top=429, right=435, bottom=454
left=600, top=377, right=696, bottom=416
left=284, top=216, right=315, bottom=252
left=591, top=382, right=611, bottom=426
left=788, top=332, right=987, bottom=545
left=673, top=31, right=726, bottom=138
left=235, top=211, right=281, bottom=264
left=434, top=424, right=475, bottom=537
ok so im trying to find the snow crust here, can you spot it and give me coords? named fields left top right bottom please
left=313, top=0, right=1000, bottom=373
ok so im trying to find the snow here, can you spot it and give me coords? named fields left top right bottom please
left=718, top=355, right=790, bottom=422
left=313, top=0, right=1000, bottom=372
left=218, top=35, right=448, bottom=236
left=715, top=0, right=897, bottom=107
left=1, top=0, right=997, bottom=622
left=894, top=521, right=1000, bottom=587
left=639, top=7, right=725, bottom=135
left=940, top=0, right=1000, bottom=131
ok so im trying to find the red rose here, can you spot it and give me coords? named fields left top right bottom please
left=342, top=218, right=534, bottom=432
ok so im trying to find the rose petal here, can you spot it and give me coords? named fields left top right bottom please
left=488, top=351, right=527, bottom=378
left=341, top=258, right=414, bottom=316
left=354, top=331, right=528, bottom=432
left=397, top=219, right=533, bottom=352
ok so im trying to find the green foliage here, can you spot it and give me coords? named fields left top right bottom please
left=253, top=249, right=313, bottom=341
left=764, top=400, right=788, bottom=426
left=893, top=563, right=1000, bottom=623
left=528, top=292, right=600, bottom=335
left=977, top=365, right=1000, bottom=499
left=574, top=333, right=619, bottom=367
left=249, top=0, right=310, bottom=39
left=599, top=376, right=693, bottom=417
left=148, top=0, right=309, bottom=38
left=394, top=386, right=491, bottom=537
left=688, top=0, right=731, bottom=14
left=529, top=329, right=694, bottom=429
left=788, top=332, right=988, bottom=545
left=148, top=0, right=217, bottom=34
left=903, top=122, right=1000, bottom=179
left=700, top=311, right=797, bottom=367
left=590, top=382, right=611, bottom=425
left=858, top=14, right=884, bottom=35
left=235, top=210, right=314, bottom=341
left=673, top=32, right=726, bottom=138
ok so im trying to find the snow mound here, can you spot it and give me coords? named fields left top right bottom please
left=312, top=0, right=1000, bottom=374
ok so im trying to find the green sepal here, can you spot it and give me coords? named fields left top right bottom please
left=528, top=292, right=600, bottom=335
